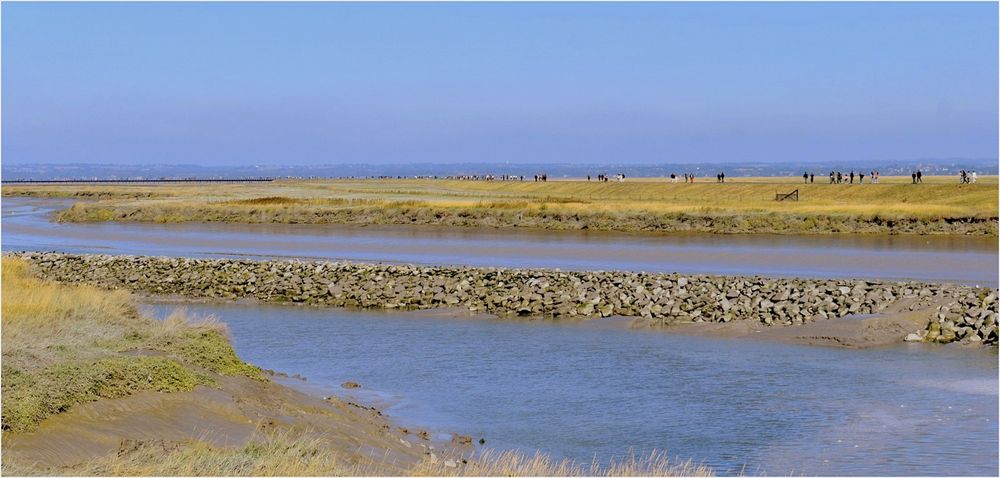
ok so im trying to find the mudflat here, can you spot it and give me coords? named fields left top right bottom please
left=662, top=298, right=940, bottom=348
left=2, top=373, right=424, bottom=472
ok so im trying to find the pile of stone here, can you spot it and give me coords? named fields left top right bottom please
left=10, top=252, right=995, bottom=344
left=914, top=292, right=998, bottom=345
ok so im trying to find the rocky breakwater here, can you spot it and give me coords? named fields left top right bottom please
left=10, top=252, right=996, bottom=345
left=906, top=292, right=998, bottom=345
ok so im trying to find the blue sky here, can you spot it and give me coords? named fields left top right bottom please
left=2, top=2, right=997, bottom=165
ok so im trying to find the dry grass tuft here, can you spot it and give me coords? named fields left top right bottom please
left=411, top=448, right=712, bottom=477
left=2, top=258, right=134, bottom=334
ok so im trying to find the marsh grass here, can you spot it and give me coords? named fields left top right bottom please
left=410, top=448, right=713, bottom=477
left=15, top=176, right=998, bottom=233
left=68, top=431, right=712, bottom=477
left=1, top=258, right=261, bottom=433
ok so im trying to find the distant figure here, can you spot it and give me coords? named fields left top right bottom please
left=670, top=173, right=677, bottom=183
left=803, top=172, right=809, bottom=184
left=810, top=173, right=814, bottom=183
left=829, top=171, right=835, bottom=184
left=720, top=172, right=725, bottom=183
left=916, top=170, right=922, bottom=183
left=972, top=171, right=978, bottom=183
left=859, top=172, right=865, bottom=183
left=849, top=171, right=855, bottom=184
left=684, top=173, right=689, bottom=183
left=587, top=175, right=591, bottom=181
left=836, top=172, right=842, bottom=184
left=911, top=172, right=917, bottom=184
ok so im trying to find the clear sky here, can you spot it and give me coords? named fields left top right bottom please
left=2, top=2, right=997, bottom=166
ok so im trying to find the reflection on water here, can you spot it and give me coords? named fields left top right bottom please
left=3, top=198, right=998, bottom=285
left=142, top=302, right=999, bottom=476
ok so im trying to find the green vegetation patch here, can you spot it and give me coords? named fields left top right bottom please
left=1, top=356, right=209, bottom=433
left=146, top=330, right=265, bottom=380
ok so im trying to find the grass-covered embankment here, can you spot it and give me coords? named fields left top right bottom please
left=1, top=258, right=262, bottom=433
left=6, top=176, right=997, bottom=235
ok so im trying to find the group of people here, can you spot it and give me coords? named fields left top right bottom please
left=442, top=174, right=527, bottom=181
left=667, top=173, right=701, bottom=183
left=823, top=170, right=881, bottom=184
left=394, top=168, right=983, bottom=184
left=589, top=173, right=625, bottom=182
left=959, top=170, right=978, bottom=183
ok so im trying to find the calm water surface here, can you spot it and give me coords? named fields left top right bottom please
left=143, top=302, right=998, bottom=476
left=3, top=197, right=997, bottom=285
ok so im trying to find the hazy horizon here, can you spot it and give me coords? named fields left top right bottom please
left=3, top=2, right=998, bottom=166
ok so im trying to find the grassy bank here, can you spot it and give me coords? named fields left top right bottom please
left=1, top=258, right=712, bottom=476
left=6, top=176, right=997, bottom=234
left=1, top=258, right=262, bottom=433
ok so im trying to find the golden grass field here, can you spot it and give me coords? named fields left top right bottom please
left=4, top=176, right=997, bottom=234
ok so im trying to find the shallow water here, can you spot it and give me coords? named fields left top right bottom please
left=143, top=302, right=998, bottom=476
left=3, top=198, right=997, bottom=285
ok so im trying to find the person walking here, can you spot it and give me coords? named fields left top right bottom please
left=849, top=171, right=855, bottom=184
left=916, top=170, right=922, bottom=183
left=810, top=173, right=814, bottom=183
left=829, top=171, right=835, bottom=184
left=859, top=172, right=865, bottom=184
left=972, top=171, right=978, bottom=183
left=911, top=172, right=917, bottom=184
left=803, top=172, right=809, bottom=184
